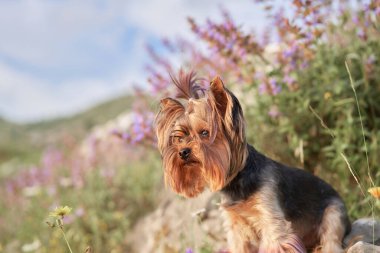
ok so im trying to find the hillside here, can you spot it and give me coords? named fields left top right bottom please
left=0, top=94, right=134, bottom=165
left=0, top=117, right=28, bottom=163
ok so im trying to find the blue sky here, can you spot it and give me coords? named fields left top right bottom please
left=0, top=0, right=267, bottom=123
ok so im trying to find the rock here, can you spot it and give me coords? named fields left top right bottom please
left=347, top=241, right=380, bottom=253
left=127, top=195, right=380, bottom=253
left=344, top=218, right=380, bottom=247
left=126, top=191, right=227, bottom=253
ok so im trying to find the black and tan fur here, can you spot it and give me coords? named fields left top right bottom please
left=155, top=71, right=350, bottom=253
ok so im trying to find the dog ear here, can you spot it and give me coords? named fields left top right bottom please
left=209, top=76, right=229, bottom=118
left=209, top=76, right=247, bottom=176
left=160, top=98, right=183, bottom=110
left=209, top=76, right=245, bottom=135
left=155, top=98, right=184, bottom=153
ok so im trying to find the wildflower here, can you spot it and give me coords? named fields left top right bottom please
left=356, top=28, right=366, bottom=40
left=47, top=206, right=74, bottom=253
left=258, top=83, right=268, bottom=95
left=324, top=92, right=332, bottom=100
left=368, top=187, right=380, bottom=199
left=269, top=78, right=281, bottom=95
left=49, top=206, right=72, bottom=218
left=352, top=15, right=360, bottom=25
left=75, top=207, right=85, bottom=217
left=283, top=75, right=295, bottom=87
left=185, top=248, right=194, bottom=253
left=282, top=44, right=298, bottom=59
left=121, top=132, right=131, bottom=141
left=366, top=54, right=376, bottom=65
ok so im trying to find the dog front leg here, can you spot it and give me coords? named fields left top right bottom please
left=223, top=209, right=259, bottom=253
left=258, top=233, right=306, bottom=253
left=226, top=226, right=258, bottom=253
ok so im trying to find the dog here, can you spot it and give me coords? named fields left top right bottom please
left=155, top=71, right=350, bottom=253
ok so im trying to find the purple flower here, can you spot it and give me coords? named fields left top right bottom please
left=5, top=182, right=15, bottom=195
left=217, top=33, right=227, bottom=45
left=225, top=41, right=234, bottom=50
left=42, top=148, right=62, bottom=170
left=132, top=132, right=145, bottom=144
left=376, top=7, right=380, bottom=16
left=282, top=43, right=298, bottom=59
left=352, top=15, right=360, bottom=25
left=258, top=83, right=267, bottom=95
left=162, top=38, right=175, bottom=53
left=304, top=31, right=314, bottom=43
left=366, top=54, right=376, bottom=65
left=185, top=248, right=194, bottom=253
left=273, top=8, right=285, bottom=26
left=75, top=207, right=85, bottom=217
left=254, top=71, right=264, bottom=79
left=121, top=132, right=130, bottom=141
left=363, top=3, right=371, bottom=13
left=41, top=167, right=52, bottom=184
left=300, top=60, right=309, bottom=69
left=283, top=75, right=295, bottom=86
left=236, top=47, right=247, bottom=59
left=356, top=28, right=366, bottom=40
left=63, top=214, right=75, bottom=225
left=269, top=78, right=281, bottom=95
left=110, top=129, right=121, bottom=136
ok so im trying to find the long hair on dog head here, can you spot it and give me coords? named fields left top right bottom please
left=155, top=70, right=248, bottom=198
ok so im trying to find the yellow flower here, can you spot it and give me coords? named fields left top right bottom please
left=368, top=187, right=380, bottom=199
left=49, top=206, right=72, bottom=218
left=324, top=92, right=332, bottom=100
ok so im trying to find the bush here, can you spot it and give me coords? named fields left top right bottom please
left=0, top=135, right=162, bottom=253
left=143, top=0, right=380, bottom=219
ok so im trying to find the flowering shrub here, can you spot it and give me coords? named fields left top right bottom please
left=136, top=0, right=380, bottom=218
left=0, top=127, right=162, bottom=252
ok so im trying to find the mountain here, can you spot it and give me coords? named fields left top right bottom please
left=0, top=94, right=134, bottom=165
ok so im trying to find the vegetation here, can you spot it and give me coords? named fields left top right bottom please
left=141, top=0, right=380, bottom=219
left=0, top=94, right=134, bottom=165
left=0, top=1, right=379, bottom=253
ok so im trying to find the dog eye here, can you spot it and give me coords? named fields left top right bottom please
left=200, top=130, right=209, bottom=137
left=173, top=136, right=184, bottom=144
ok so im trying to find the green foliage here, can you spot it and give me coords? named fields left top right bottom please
left=0, top=94, right=133, bottom=165
left=246, top=27, right=380, bottom=219
left=0, top=149, right=162, bottom=253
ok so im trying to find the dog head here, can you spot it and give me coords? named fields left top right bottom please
left=155, top=71, right=247, bottom=197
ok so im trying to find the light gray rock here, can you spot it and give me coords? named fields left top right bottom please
left=347, top=241, right=380, bottom=253
left=126, top=191, right=227, bottom=253
left=344, top=218, right=380, bottom=247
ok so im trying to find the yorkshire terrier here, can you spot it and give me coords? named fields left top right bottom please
left=155, top=71, right=350, bottom=253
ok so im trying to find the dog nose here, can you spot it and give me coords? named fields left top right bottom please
left=179, top=148, right=191, bottom=160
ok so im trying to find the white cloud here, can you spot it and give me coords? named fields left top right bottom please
left=123, top=0, right=267, bottom=38
left=0, top=0, right=269, bottom=122
left=0, top=61, right=133, bottom=122
left=0, top=0, right=131, bottom=68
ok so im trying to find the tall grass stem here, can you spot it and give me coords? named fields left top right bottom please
left=60, top=227, right=74, bottom=253
left=345, top=61, right=375, bottom=188
left=345, top=60, right=376, bottom=245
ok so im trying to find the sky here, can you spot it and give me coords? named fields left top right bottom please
left=0, top=0, right=268, bottom=123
